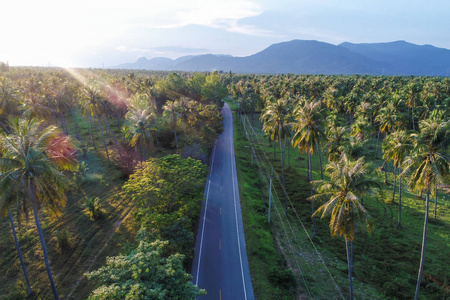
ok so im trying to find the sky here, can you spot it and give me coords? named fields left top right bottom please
left=1, top=0, right=449, bottom=68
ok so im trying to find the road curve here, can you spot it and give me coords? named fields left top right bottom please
left=192, top=103, right=254, bottom=300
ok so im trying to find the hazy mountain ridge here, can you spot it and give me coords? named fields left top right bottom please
left=114, top=40, right=450, bottom=76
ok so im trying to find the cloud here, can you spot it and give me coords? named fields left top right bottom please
left=126, top=0, right=273, bottom=36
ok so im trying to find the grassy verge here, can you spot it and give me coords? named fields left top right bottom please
left=232, top=107, right=296, bottom=299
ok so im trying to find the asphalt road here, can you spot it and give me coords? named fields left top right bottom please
left=192, top=103, right=254, bottom=300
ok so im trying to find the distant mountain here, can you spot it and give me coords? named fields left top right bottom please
left=113, top=40, right=450, bottom=76
left=339, top=41, right=450, bottom=76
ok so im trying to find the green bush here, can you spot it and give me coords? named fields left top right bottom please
left=54, top=229, right=71, bottom=251
left=82, top=196, right=103, bottom=220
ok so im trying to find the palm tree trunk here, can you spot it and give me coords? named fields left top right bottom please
left=316, top=140, right=323, bottom=180
left=0, top=119, right=9, bottom=133
left=115, top=109, right=121, bottom=138
left=69, top=108, right=79, bottom=140
left=398, top=168, right=402, bottom=227
left=31, top=182, right=59, bottom=300
left=280, top=138, right=287, bottom=217
left=414, top=188, right=430, bottom=300
left=309, top=150, right=316, bottom=238
left=434, top=184, right=438, bottom=220
left=103, top=115, right=118, bottom=146
left=154, top=119, right=159, bottom=147
left=287, top=138, right=291, bottom=169
left=140, top=140, right=145, bottom=163
left=59, top=112, right=68, bottom=135
left=273, top=140, right=276, bottom=160
left=375, top=129, right=379, bottom=154
left=9, top=211, right=32, bottom=296
left=173, top=128, right=178, bottom=148
left=87, top=114, right=96, bottom=150
left=346, top=238, right=354, bottom=300
left=382, top=160, right=388, bottom=185
left=95, top=114, right=109, bottom=160
left=391, top=165, right=397, bottom=203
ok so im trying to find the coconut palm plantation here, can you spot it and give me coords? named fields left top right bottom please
left=0, top=66, right=448, bottom=300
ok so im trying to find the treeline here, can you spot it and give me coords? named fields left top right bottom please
left=227, top=73, right=449, bottom=299
left=0, top=67, right=227, bottom=299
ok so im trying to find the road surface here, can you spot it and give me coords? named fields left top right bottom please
left=192, top=103, right=254, bottom=300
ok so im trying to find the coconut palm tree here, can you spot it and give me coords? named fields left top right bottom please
left=382, top=130, right=413, bottom=227
left=402, top=81, right=422, bottom=131
left=403, top=111, right=449, bottom=300
left=123, top=108, right=154, bottom=163
left=163, top=100, right=181, bottom=148
left=261, top=96, right=292, bottom=216
left=80, top=84, right=110, bottom=159
left=292, top=97, right=325, bottom=237
left=0, top=77, right=20, bottom=132
left=178, top=97, right=197, bottom=138
left=0, top=117, right=77, bottom=300
left=325, top=124, right=349, bottom=162
left=310, top=153, right=379, bottom=300
left=375, top=94, right=405, bottom=184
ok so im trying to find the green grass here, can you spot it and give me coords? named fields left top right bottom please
left=228, top=99, right=450, bottom=300
left=232, top=109, right=296, bottom=299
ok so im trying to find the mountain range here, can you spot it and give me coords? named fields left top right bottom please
left=114, top=40, right=450, bottom=76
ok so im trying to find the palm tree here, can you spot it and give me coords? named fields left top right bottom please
left=403, top=111, right=449, bottom=300
left=81, top=84, right=109, bottom=159
left=310, top=153, right=378, bottom=300
left=350, top=115, right=372, bottom=143
left=325, top=124, right=348, bottom=162
left=382, top=130, right=413, bottom=227
left=292, top=98, right=325, bottom=238
left=261, top=97, right=291, bottom=216
left=178, top=97, right=197, bottom=138
left=123, top=108, right=154, bottom=162
left=163, top=100, right=181, bottom=148
left=402, top=82, right=421, bottom=131
left=0, top=117, right=77, bottom=300
left=0, top=77, right=20, bottom=132
left=375, top=94, right=405, bottom=184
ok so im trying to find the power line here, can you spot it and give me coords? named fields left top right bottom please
left=238, top=113, right=345, bottom=299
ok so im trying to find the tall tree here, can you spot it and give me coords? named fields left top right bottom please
left=0, top=117, right=77, bottom=299
left=0, top=77, right=20, bottom=131
left=261, top=97, right=291, bottom=216
left=163, top=100, right=181, bottom=148
left=292, top=98, right=325, bottom=238
left=403, top=111, right=449, bottom=300
left=382, top=130, right=413, bottom=227
left=123, top=108, right=154, bottom=162
left=310, top=153, right=378, bottom=300
left=81, top=84, right=110, bottom=159
left=375, top=93, right=405, bottom=184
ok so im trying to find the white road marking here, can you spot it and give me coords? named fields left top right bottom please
left=195, top=142, right=217, bottom=285
left=229, top=106, right=248, bottom=300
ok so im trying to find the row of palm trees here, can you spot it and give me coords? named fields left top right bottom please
left=255, top=86, right=448, bottom=299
